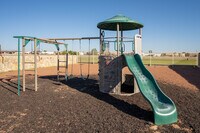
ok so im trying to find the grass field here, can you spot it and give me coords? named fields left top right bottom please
left=142, top=56, right=197, bottom=65
left=76, top=55, right=197, bottom=65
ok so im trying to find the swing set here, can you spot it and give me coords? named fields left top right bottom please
left=14, top=36, right=99, bottom=96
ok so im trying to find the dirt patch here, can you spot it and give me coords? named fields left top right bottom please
left=1, top=64, right=199, bottom=91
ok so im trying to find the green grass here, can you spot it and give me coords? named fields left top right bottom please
left=77, top=55, right=197, bottom=65
left=142, top=57, right=196, bottom=65
left=78, top=55, right=98, bottom=63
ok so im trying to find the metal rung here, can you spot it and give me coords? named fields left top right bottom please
left=59, top=66, right=66, bottom=68
left=25, top=69, right=35, bottom=71
left=59, top=61, right=66, bottom=62
left=58, top=71, right=66, bottom=73
left=25, top=62, right=35, bottom=64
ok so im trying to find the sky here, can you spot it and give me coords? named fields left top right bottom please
left=0, top=0, right=200, bottom=53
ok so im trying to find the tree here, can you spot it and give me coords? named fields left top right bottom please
left=61, top=51, right=67, bottom=55
left=91, top=48, right=98, bottom=55
left=68, top=50, right=77, bottom=55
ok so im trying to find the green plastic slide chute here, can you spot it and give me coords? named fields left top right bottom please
left=123, top=54, right=177, bottom=125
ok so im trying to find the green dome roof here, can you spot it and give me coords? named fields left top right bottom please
left=97, top=14, right=143, bottom=31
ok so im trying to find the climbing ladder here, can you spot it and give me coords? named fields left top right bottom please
left=57, top=51, right=68, bottom=81
left=22, top=38, right=38, bottom=91
left=56, top=44, right=68, bottom=81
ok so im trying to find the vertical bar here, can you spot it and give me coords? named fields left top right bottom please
left=93, top=50, right=94, bottom=64
left=121, top=31, right=123, bottom=54
left=139, top=28, right=142, bottom=35
left=57, top=49, right=60, bottom=80
left=34, top=38, right=37, bottom=91
left=117, top=24, right=119, bottom=56
left=65, top=51, right=68, bottom=80
left=22, top=38, right=25, bottom=91
left=99, top=29, right=102, bottom=55
left=116, top=23, right=121, bottom=94
left=17, top=38, right=21, bottom=96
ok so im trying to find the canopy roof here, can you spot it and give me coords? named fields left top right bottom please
left=97, top=14, right=143, bottom=31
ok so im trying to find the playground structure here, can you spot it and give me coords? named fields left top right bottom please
left=97, top=15, right=142, bottom=94
left=14, top=15, right=177, bottom=125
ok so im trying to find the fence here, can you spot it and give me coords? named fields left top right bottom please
left=76, top=52, right=199, bottom=66
left=142, top=52, right=198, bottom=66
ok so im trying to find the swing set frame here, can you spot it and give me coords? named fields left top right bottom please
left=14, top=36, right=99, bottom=96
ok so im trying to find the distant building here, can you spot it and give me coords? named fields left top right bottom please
left=79, top=51, right=84, bottom=55
left=142, top=53, right=161, bottom=57
left=40, top=51, right=55, bottom=55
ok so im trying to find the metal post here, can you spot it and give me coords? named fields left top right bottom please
left=116, top=23, right=121, bottom=94
left=34, top=38, right=38, bottom=91
left=121, top=31, right=123, bottom=54
left=172, top=52, right=174, bottom=65
left=65, top=51, right=68, bottom=80
left=17, top=39, right=21, bottom=96
left=99, top=29, right=102, bottom=55
left=117, top=24, right=119, bottom=56
left=22, top=38, right=25, bottom=91
left=139, top=28, right=142, bottom=35
left=57, top=49, right=60, bottom=80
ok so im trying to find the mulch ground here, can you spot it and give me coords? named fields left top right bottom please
left=0, top=65, right=200, bottom=132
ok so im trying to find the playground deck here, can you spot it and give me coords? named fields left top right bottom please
left=0, top=65, right=200, bottom=132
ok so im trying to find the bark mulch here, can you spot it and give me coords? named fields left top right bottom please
left=0, top=65, right=199, bottom=132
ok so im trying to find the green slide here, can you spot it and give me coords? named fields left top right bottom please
left=123, top=54, right=177, bottom=125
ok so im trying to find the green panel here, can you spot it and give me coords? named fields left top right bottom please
left=64, top=44, right=68, bottom=51
left=55, top=44, right=59, bottom=51
left=25, top=39, right=30, bottom=46
left=123, top=54, right=177, bottom=125
left=37, top=40, right=40, bottom=46
left=97, top=14, right=143, bottom=31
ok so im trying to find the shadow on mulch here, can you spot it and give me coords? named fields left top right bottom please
left=40, top=75, right=154, bottom=123
left=0, top=75, right=36, bottom=95
left=169, top=65, right=200, bottom=90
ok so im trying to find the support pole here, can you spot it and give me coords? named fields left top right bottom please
left=34, top=38, right=38, bottom=91
left=17, top=38, right=21, bottom=96
left=65, top=51, right=68, bottom=80
left=121, top=30, right=123, bottom=55
left=117, top=24, right=119, bottom=56
left=139, top=28, right=142, bottom=36
left=99, top=29, right=102, bottom=55
left=116, top=23, right=121, bottom=94
left=22, top=38, right=25, bottom=91
left=57, top=48, right=60, bottom=80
